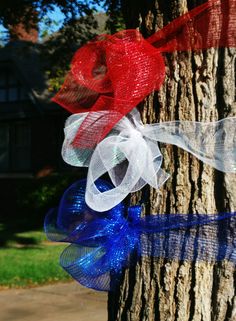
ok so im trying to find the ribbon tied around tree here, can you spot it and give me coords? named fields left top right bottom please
left=46, top=0, right=236, bottom=292
left=45, top=179, right=236, bottom=291
left=62, top=109, right=236, bottom=212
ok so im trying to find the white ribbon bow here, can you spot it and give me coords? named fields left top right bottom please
left=62, top=109, right=236, bottom=212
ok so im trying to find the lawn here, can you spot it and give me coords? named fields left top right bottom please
left=0, top=230, right=71, bottom=288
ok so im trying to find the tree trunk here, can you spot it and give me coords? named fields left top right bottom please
left=108, top=1, right=236, bottom=320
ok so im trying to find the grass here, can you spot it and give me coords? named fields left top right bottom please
left=0, top=230, right=71, bottom=288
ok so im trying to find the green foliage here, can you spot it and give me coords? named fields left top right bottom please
left=18, top=172, right=84, bottom=215
left=0, top=172, right=85, bottom=247
left=0, top=1, right=104, bottom=28
left=104, top=0, right=125, bottom=33
left=40, top=14, right=99, bottom=88
left=46, top=69, right=65, bottom=92
left=48, top=75, right=65, bottom=92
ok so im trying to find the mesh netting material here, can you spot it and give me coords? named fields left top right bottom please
left=62, top=109, right=236, bottom=211
left=52, top=0, right=236, bottom=148
left=45, top=179, right=236, bottom=291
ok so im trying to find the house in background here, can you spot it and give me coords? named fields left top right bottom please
left=0, top=12, right=107, bottom=178
left=0, top=17, right=71, bottom=177
left=0, top=10, right=107, bottom=233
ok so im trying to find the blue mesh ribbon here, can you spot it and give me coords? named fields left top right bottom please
left=45, top=179, right=236, bottom=291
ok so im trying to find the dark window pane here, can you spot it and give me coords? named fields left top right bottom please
left=0, top=89, right=6, bottom=102
left=8, top=88, right=18, bottom=102
left=12, top=123, right=31, bottom=171
left=0, top=150, right=9, bottom=171
left=20, top=88, right=29, bottom=101
left=14, top=147, right=31, bottom=170
left=0, top=67, right=29, bottom=102
left=15, top=123, right=31, bottom=146
left=8, top=72, right=18, bottom=86
left=0, top=122, right=31, bottom=172
left=0, top=72, right=6, bottom=86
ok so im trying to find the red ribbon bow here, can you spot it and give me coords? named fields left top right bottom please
left=53, top=0, right=236, bottom=148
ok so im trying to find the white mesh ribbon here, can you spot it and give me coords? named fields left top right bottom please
left=62, top=109, right=236, bottom=211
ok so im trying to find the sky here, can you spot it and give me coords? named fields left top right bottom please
left=39, top=6, right=65, bottom=37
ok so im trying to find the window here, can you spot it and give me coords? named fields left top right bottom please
left=0, top=122, right=31, bottom=172
left=0, top=68, right=29, bottom=103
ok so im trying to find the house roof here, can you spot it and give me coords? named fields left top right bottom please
left=0, top=42, right=48, bottom=102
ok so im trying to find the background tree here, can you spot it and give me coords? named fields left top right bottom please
left=0, top=0, right=102, bottom=29
left=107, top=1, right=236, bottom=320
left=0, top=0, right=106, bottom=90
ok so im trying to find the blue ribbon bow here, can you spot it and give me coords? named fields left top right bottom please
left=45, top=179, right=236, bottom=291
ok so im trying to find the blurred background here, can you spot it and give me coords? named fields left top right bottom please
left=0, top=0, right=122, bottom=289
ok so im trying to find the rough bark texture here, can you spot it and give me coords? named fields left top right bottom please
left=108, top=1, right=236, bottom=321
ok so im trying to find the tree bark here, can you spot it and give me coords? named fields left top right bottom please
left=108, top=1, right=236, bottom=320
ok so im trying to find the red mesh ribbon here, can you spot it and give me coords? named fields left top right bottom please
left=53, top=0, right=236, bottom=148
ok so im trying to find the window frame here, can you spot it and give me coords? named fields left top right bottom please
left=0, top=65, right=29, bottom=103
